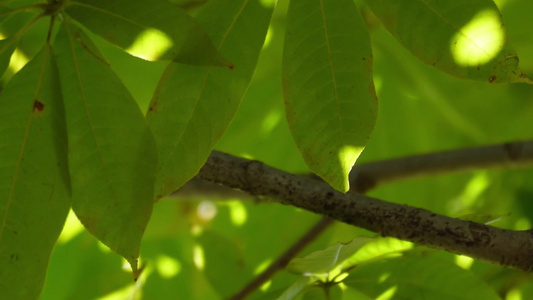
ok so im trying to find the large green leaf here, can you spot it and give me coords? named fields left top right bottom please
left=344, top=253, right=501, bottom=300
left=364, top=0, right=531, bottom=83
left=53, top=23, right=157, bottom=273
left=146, top=0, right=274, bottom=198
left=282, top=0, right=377, bottom=192
left=0, top=46, right=70, bottom=299
left=65, top=0, right=230, bottom=67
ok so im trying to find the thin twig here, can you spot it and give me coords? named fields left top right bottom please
left=350, top=140, right=533, bottom=191
left=227, top=216, right=334, bottom=300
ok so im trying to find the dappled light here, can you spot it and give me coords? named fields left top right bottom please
left=156, top=255, right=182, bottom=278
left=337, top=145, right=364, bottom=190
left=193, top=244, right=206, bottom=271
left=57, top=210, right=84, bottom=244
left=7, top=48, right=29, bottom=74
left=227, top=200, right=248, bottom=226
left=254, top=259, right=273, bottom=291
left=450, top=9, right=505, bottom=67
left=376, top=286, right=397, bottom=300
left=197, top=200, right=217, bottom=222
left=126, top=28, right=173, bottom=61
left=449, top=171, right=490, bottom=213
left=2, top=0, right=533, bottom=298
left=455, top=255, right=474, bottom=270
left=259, top=0, right=276, bottom=8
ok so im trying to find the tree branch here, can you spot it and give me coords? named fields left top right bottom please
left=176, top=140, right=533, bottom=200
left=350, top=140, right=533, bottom=191
left=197, top=144, right=533, bottom=272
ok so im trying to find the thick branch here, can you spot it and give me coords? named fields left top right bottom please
left=198, top=150, right=533, bottom=272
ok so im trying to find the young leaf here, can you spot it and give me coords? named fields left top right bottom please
left=53, top=23, right=157, bottom=273
left=277, top=277, right=313, bottom=300
left=344, top=253, right=500, bottom=300
left=364, top=0, right=531, bottom=83
left=288, top=237, right=372, bottom=275
left=146, top=0, right=274, bottom=198
left=0, top=46, right=70, bottom=299
left=282, top=0, right=378, bottom=192
left=65, top=0, right=230, bottom=67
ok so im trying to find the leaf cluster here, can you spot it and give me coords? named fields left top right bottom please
left=0, top=0, right=531, bottom=299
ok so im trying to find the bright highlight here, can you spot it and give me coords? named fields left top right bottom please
left=337, top=145, right=363, bottom=191
left=126, top=28, right=173, bottom=61
left=450, top=9, right=505, bottom=66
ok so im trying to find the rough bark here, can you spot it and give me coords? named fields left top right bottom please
left=196, top=140, right=533, bottom=272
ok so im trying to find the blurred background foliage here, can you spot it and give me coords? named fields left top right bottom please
left=1, top=0, right=532, bottom=298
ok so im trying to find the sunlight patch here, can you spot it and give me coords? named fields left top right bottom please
left=228, top=200, right=247, bottom=226
left=57, top=209, right=84, bottom=244
left=506, top=288, right=523, bottom=300
left=452, top=171, right=489, bottom=212
left=450, top=9, right=505, bottom=67
left=8, top=48, right=29, bottom=74
left=126, top=28, right=173, bottom=61
left=376, top=285, right=397, bottom=300
left=253, top=260, right=273, bottom=290
left=337, top=145, right=363, bottom=191
left=197, top=200, right=217, bottom=222
left=259, top=0, right=276, bottom=8
left=156, top=255, right=182, bottom=278
left=193, top=244, right=205, bottom=270
left=455, top=254, right=474, bottom=270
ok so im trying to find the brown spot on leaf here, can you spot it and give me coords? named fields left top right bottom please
left=33, top=100, right=44, bottom=112
left=148, top=100, right=158, bottom=113
left=228, top=64, right=235, bottom=70
left=489, top=75, right=496, bottom=83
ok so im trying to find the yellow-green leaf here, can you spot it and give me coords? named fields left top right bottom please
left=0, top=46, right=70, bottom=299
left=53, top=23, right=157, bottom=272
left=365, top=0, right=532, bottom=83
left=147, top=0, right=274, bottom=198
left=282, top=0, right=377, bottom=192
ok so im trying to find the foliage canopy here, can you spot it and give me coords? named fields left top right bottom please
left=0, top=0, right=532, bottom=299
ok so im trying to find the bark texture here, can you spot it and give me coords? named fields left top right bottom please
left=196, top=140, right=533, bottom=272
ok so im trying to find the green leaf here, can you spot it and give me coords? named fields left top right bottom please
left=0, top=46, right=70, bottom=299
left=288, top=237, right=372, bottom=275
left=364, top=0, right=532, bottom=83
left=344, top=253, right=500, bottom=300
left=65, top=0, right=231, bottom=67
left=146, top=0, right=274, bottom=198
left=53, top=23, right=157, bottom=273
left=282, top=0, right=378, bottom=192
